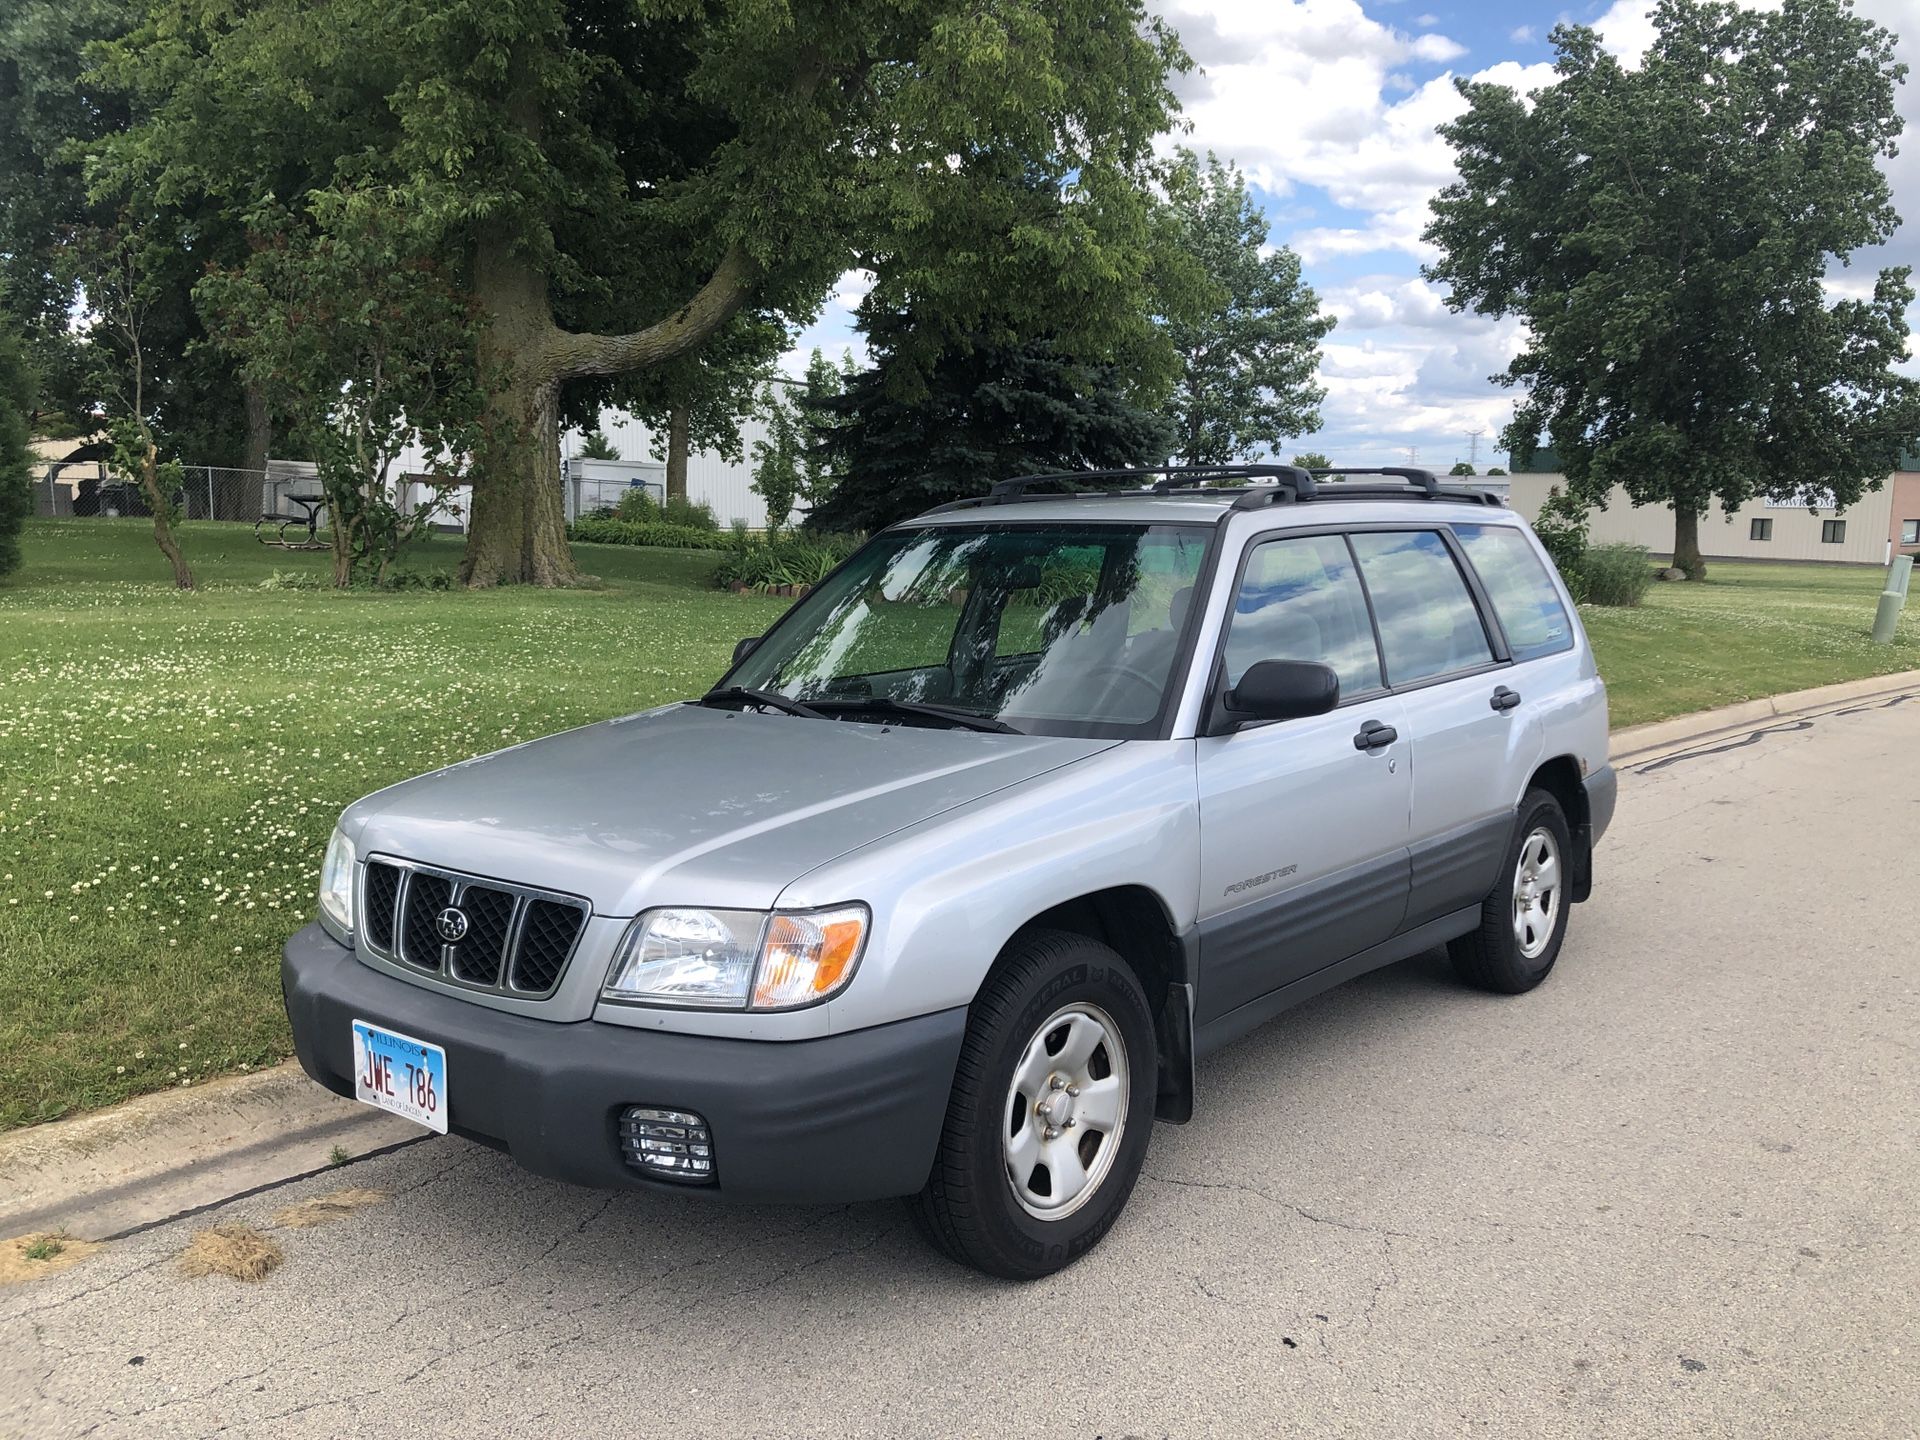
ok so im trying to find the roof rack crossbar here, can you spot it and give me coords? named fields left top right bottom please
left=1308, top=466, right=1440, bottom=496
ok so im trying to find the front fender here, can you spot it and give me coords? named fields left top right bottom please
left=784, top=742, right=1200, bottom=1035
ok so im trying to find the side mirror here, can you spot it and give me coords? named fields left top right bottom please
left=731, top=636, right=762, bottom=665
left=1223, top=660, right=1340, bottom=724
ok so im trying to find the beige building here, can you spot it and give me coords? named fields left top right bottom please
left=1504, top=465, right=1920, bottom=567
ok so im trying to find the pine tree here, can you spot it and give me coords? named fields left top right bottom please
left=807, top=311, right=1174, bottom=532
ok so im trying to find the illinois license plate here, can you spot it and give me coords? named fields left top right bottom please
left=350, top=1020, right=448, bottom=1134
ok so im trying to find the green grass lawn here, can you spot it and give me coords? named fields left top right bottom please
left=0, top=521, right=1914, bottom=1128
left=1581, top=560, right=1918, bottom=727
left=0, top=520, right=787, bottom=1129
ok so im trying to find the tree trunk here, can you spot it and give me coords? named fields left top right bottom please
left=238, top=380, right=272, bottom=520
left=1672, top=506, right=1706, bottom=581
left=328, top=500, right=355, bottom=588
left=460, top=219, right=755, bottom=585
left=666, top=402, right=691, bottom=503
left=136, top=439, right=195, bottom=590
left=461, top=371, right=580, bottom=588
left=461, top=228, right=581, bottom=589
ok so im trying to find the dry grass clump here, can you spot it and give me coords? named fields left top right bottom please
left=272, top=1186, right=389, bottom=1229
left=177, top=1223, right=282, bottom=1282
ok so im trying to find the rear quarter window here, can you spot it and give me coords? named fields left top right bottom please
left=1452, top=523, right=1576, bottom=662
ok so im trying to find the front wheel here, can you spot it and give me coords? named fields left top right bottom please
left=910, top=930, right=1156, bottom=1279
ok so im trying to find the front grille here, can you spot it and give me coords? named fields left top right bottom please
left=359, top=857, right=589, bottom=999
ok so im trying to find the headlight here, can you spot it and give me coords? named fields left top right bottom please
left=318, top=827, right=355, bottom=938
left=604, top=908, right=767, bottom=1008
left=603, top=904, right=869, bottom=1011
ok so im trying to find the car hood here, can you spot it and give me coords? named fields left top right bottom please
left=344, top=703, right=1117, bottom=915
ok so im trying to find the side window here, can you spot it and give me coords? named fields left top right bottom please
left=1452, top=523, right=1575, bottom=662
left=1223, top=534, right=1383, bottom=699
left=1347, top=531, right=1495, bottom=685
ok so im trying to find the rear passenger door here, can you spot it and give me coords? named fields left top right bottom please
left=1345, top=529, right=1522, bottom=930
left=1194, top=533, right=1411, bottom=1026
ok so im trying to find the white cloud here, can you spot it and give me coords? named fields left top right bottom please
left=1590, top=0, right=1660, bottom=63
left=1409, top=33, right=1466, bottom=62
left=1509, top=25, right=1535, bottom=43
left=1165, top=1, right=1554, bottom=254
left=828, top=269, right=875, bottom=315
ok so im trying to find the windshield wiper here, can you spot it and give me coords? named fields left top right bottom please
left=697, top=686, right=827, bottom=720
left=808, top=696, right=1022, bottom=734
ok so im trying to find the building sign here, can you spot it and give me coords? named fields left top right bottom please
left=1766, top=488, right=1837, bottom=510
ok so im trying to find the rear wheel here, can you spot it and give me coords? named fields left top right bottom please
left=911, top=930, right=1156, bottom=1279
left=1449, top=789, right=1572, bottom=994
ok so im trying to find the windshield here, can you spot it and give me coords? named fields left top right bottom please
left=722, top=522, right=1215, bottom=737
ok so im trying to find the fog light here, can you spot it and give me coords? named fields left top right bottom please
left=619, top=1106, right=714, bottom=1183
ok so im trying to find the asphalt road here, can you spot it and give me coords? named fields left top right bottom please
left=4, top=697, right=1918, bottom=1439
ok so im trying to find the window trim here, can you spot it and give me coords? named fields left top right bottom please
left=1200, top=520, right=1518, bottom=736
left=1821, top=518, right=1846, bottom=545
left=1450, top=520, right=1578, bottom=663
left=1900, top=518, right=1919, bottom=546
left=1347, top=526, right=1511, bottom=687
left=1750, top=517, right=1773, bottom=542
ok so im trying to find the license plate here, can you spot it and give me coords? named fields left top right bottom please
left=350, top=1019, right=448, bottom=1134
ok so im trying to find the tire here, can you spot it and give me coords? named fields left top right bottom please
left=910, top=929, right=1157, bottom=1279
left=1449, top=789, right=1573, bottom=995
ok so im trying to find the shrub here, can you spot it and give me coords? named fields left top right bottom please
left=1579, top=543, right=1654, bottom=607
left=567, top=516, right=734, bottom=550
left=668, top=497, right=718, bottom=530
left=614, top=487, right=657, bottom=521
left=610, top=490, right=714, bottom=529
left=1531, top=484, right=1589, bottom=585
left=713, top=532, right=861, bottom=591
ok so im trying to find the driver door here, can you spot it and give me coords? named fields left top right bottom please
left=1194, top=531, right=1412, bottom=1026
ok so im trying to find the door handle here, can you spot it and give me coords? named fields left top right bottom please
left=1353, top=719, right=1399, bottom=752
left=1491, top=686, right=1522, bottom=712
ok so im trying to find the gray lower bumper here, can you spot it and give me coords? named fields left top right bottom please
left=282, top=923, right=966, bottom=1204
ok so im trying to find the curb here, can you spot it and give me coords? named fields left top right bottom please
left=0, top=1061, right=422, bottom=1244
left=1609, top=667, right=1920, bottom=764
left=7, top=666, right=1919, bottom=1245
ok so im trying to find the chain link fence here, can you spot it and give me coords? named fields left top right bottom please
left=568, top=473, right=664, bottom=519
left=31, top=463, right=324, bottom=523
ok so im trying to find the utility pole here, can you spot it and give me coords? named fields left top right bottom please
left=1404, top=445, right=1419, bottom=466
left=1466, top=428, right=1484, bottom=466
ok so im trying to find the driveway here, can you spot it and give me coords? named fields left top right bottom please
left=4, top=697, right=1917, bottom=1438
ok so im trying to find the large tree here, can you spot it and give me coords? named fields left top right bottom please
left=806, top=308, right=1176, bottom=532
left=101, top=0, right=1186, bottom=586
left=1424, top=0, right=1920, bottom=579
left=1158, top=149, right=1333, bottom=466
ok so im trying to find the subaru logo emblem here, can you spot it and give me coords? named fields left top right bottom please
left=435, top=907, right=469, bottom=943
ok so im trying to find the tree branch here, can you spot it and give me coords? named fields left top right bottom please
left=542, top=246, right=759, bottom=384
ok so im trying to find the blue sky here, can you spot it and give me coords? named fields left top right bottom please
left=782, top=0, right=1920, bottom=475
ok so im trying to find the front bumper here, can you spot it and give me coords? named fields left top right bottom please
left=282, top=923, right=967, bottom=1204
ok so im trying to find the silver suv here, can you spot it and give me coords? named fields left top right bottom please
left=284, top=465, right=1614, bottom=1278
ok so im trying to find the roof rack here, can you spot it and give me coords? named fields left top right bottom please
left=921, top=463, right=1502, bottom=515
